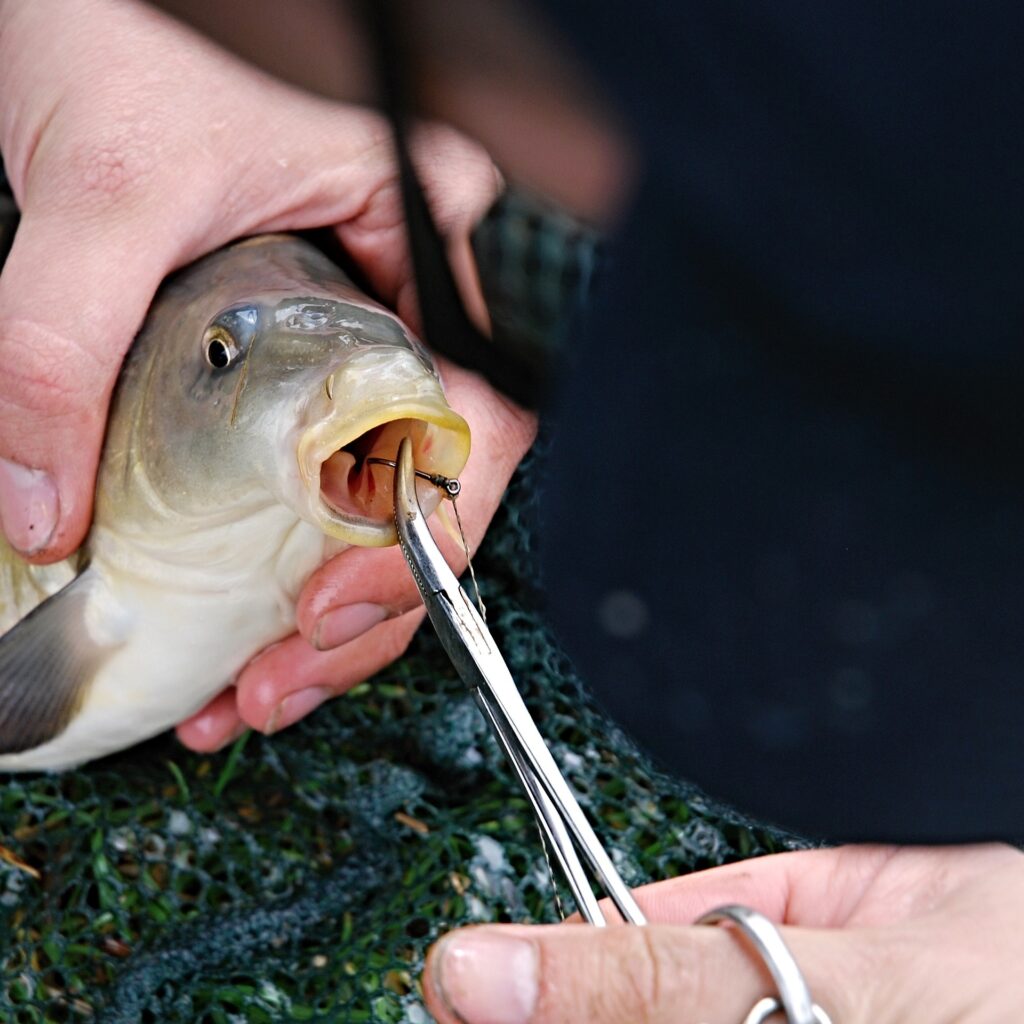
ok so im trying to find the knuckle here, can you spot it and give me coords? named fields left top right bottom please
left=76, top=144, right=143, bottom=201
left=410, top=122, right=500, bottom=228
left=498, top=401, right=539, bottom=455
left=848, top=928, right=916, bottom=1022
left=38, top=117, right=163, bottom=216
left=601, top=930, right=662, bottom=1022
left=541, top=929, right=677, bottom=1024
left=475, top=392, right=539, bottom=461
left=346, top=176, right=405, bottom=240
left=634, top=927, right=691, bottom=1022
left=413, top=122, right=491, bottom=177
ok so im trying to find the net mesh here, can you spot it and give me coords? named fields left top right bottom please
left=0, top=448, right=806, bottom=1023
left=0, top=171, right=805, bottom=1021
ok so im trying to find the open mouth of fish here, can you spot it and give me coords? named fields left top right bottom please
left=300, top=401, right=470, bottom=547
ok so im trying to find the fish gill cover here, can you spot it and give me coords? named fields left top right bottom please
left=0, top=191, right=805, bottom=1023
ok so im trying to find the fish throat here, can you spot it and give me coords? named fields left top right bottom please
left=320, top=417, right=432, bottom=521
left=308, top=409, right=468, bottom=546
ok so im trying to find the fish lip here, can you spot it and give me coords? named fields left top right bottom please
left=297, top=399, right=470, bottom=547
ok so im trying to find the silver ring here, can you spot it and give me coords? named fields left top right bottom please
left=698, top=904, right=833, bottom=1024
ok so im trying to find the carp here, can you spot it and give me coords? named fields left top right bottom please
left=0, top=234, right=469, bottom=770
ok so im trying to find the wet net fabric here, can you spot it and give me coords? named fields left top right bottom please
left=0, top=449, right=806, bottom=1023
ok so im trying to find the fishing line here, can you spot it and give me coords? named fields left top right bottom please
left=536, top=825, right=568, bottom=922
left=450, top=498, right=487, bottom=623
left=367, top=456, right=486, bottom=620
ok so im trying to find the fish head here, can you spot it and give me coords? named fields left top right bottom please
left=116, top=235, right=470, bottom=545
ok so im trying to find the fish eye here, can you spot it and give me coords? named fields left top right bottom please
left=204, top=329, right=239, bottom=370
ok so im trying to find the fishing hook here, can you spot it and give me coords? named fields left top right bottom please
left=365, top=457, right=461, bottom=498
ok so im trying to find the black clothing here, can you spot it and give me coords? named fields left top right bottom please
left=541, top=1, right=1024, bottom=842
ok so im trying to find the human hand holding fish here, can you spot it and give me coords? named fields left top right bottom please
left=0, top=0, right=536, bottom=764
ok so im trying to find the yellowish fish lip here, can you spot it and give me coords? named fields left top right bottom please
left=297, top=398, right=470, bottom=547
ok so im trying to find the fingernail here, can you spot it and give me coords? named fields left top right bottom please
left=186, top=711, right=246, bottom=750
left=0, top=457, right=58, bottom=555
left=311, top=602, right=388, bottom=651
left=432, top=931, right=538, bottom=1024
left=265, top=686, right=331, bottom=734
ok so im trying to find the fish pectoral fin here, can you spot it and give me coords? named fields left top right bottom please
left=0, top=567, right=114, bottom=756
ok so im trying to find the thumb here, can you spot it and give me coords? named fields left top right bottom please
left=0, top=206, right=167, bottom=560
left=424, top=919, right=863, bottom=1024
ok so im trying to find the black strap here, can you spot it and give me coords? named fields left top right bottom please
left=358, top=0, right=545, bottom=408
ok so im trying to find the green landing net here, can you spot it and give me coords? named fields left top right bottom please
left=0, top=450, right=805, bottom=1023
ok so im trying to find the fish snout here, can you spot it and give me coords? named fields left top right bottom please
left=297, top=347, right=470, bottom=546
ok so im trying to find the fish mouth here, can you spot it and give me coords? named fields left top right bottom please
left=299, top=402, right=470, bottom=547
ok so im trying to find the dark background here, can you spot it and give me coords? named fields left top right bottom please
left=539, top=1, right=1024, bottom=843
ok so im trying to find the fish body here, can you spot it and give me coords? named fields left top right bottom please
left=0, top=235, right=470, bottom=771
